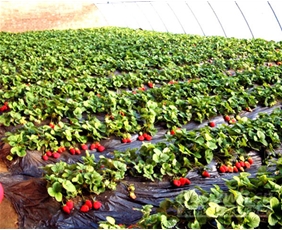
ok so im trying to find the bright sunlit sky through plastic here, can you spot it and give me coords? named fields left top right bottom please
left=93, top=0, right=282, bottom=41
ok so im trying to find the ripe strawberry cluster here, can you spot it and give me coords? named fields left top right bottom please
left=71, top=143, right=105, bottom=154
left=80, top=199, right=102, bottom=213
left=62, top=200, right=74, bottom=214
left=137, top=133, right=152, bottom=141
left=121, top=137, right=132, bottom=143
left=42, top=146, right=66, bottom=161
left=172, top=177, right=191, bottom=187
left=217, top=157, right=254, bottom=173
left=0, top=102, right=9, bottom=112
left=42, top=143, right=106, bottom=161
left=61, top=199, right=102, bottom=214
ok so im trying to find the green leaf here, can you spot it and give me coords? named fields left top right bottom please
left=268, top=213, right=278, bottom=226
left=64, top=129, right=72, bottom=141
left=270, top=197, right=280, bottom=209
left=206, top=202, right=230, bottom=218
left=204, top=149, right=213, bottom=164
left=62, top=180, right=77, bottom=193
left=73, top=107, right=83, bottom=119
left=161, top=215, right=178, bottom=228
left=47, top=182, right=63, bottom=202
left=10, top=146, right=27, bottom=157
left=243, top=212, right=260, bottom=229
left=189, top=219, right=201, bottom=229
left=206, top=141, right=217, bottom=150
left=106, top=216, right=116, bottom=225
left=182, top=190, right=199, bottom=210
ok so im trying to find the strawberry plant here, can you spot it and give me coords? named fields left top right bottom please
left=43, top=151, right=127, bottom=202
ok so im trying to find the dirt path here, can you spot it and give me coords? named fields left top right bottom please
left=0, top=0, right=106, bottom=32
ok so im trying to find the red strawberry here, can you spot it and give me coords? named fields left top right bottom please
left=93, top=201, right=102, bottom=210
left=247, top=157, right=254, bottom=165
left=224, top=115, right=231, bottom=122
left=202, top=170, right=210, bottom=178
left=42, top=154, right=49, bottom=161
left=138, top=135, right=144, bottom=141
left=170, top=130, right=176, bottom=135
left=227, top=165, right=234, bottom=173
left=80, top=204, right=90, bottom=213
left=97, top=145, right=105, bottom=152
left=0, top=105, right=8, bottom=112
left=0, top=183, right=4, bottom=203
left=121, top=138, right=128, bottom=143
left=179, top=177, right=187, bottom=186
left=57, top=147, right=63, bottom=153
left=85, top=200, right=93, bottom=209
left=49, top=123, right=55, bottom=129
left=81, top=144, right=88, bottom=150
left=66, top=200, right=74, bottom=210
left=95, top=142, right=101, bottom=147
left=52, top=152, right=60, bottom=159
left=180, top=177, right=191, bottom=185
left=69, top=147, right=76, bottom=155
left=144, top=134, right=152, bottom=141
left=209, top=121, right=216, bottom=128
left=62, top=204, right=71, bottom=214
left=46, top=151, right=52, bottom=157
left=148, top=82, right=154, bottom=88
left=245, top=161, right=251, bottom=169
left=233, top=166, right=239, bottom=173
left=90, top=143, right=97, bottom=150
left=184, top=178, right=191, bottom=185
left=168, top=80, right=177, bottom=85
left=235, top=162, right=241, bottom=169
left=219, top=165, right=227, bottom=173
left=173, top=179, right=181, bottom=187
left=75, top=148, right=81, bottom=155
left=240, top=161, right=245, bottom=168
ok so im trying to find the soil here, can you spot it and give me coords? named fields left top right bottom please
left=0, top=0, right=106, bottom=33
left=0, top=1, right=105, bottom=228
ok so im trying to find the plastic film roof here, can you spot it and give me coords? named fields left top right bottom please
left=93, top=0, right=282, bottom=41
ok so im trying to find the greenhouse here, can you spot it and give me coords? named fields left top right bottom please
left=0, top=0, right=281, bottom=229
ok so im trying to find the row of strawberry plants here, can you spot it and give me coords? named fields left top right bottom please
left=1, top=64, right=280, bottom=123
left=99, top=170, right=282, bottom=229
left=1, top=54, right=281, bottom=100
left=112, top=108, right=282, bottom=181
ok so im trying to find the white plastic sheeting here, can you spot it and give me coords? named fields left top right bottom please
left=93, top=0, right=282, bottom=41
